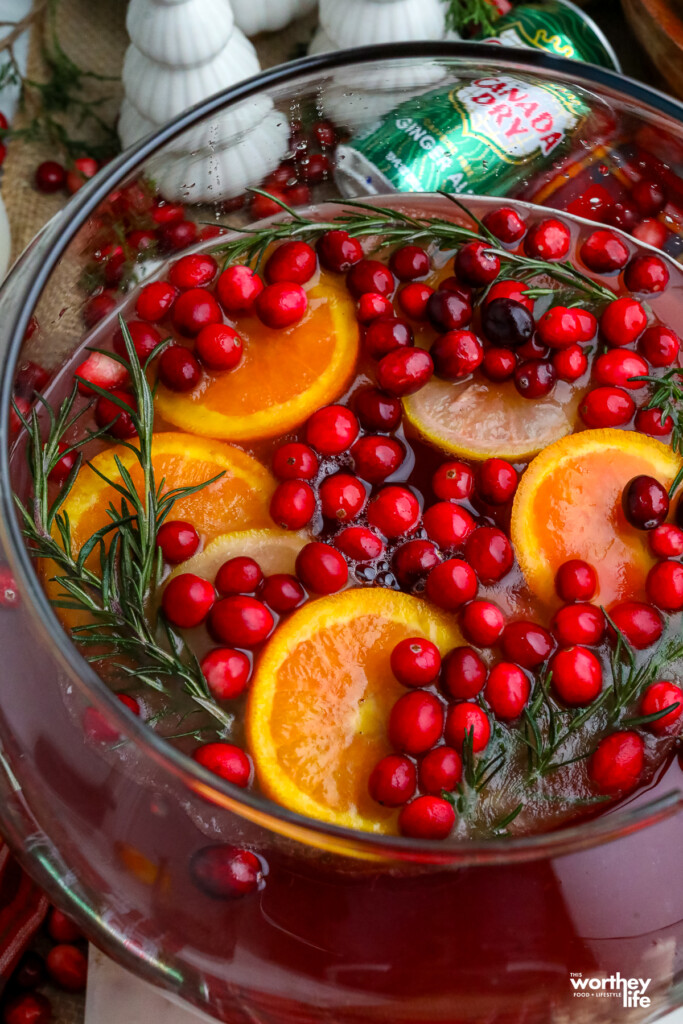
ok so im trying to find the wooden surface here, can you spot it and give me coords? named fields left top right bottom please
left=621, top=0, right=683, bottom=97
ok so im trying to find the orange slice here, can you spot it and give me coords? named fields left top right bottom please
left=247, top=588, right=462, bottom=834
left=403, top=377, right=584, bottom=461
left=167, top=528, right=307, bottom=585
left=154, top=278, right=360, bottom=442
left=511, top=428, right=682, bottom=607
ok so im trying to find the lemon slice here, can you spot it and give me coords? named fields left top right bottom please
left=168, top=528, right=307, bottom=583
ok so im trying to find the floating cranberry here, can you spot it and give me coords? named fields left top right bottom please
left=136, top=280, right=177, bottom=322
left=554, top=604, right=605, bottom=648
left=486, top=663, right=530, bottom=720
left=127, top=228, right=156, bottom=251
left=209, top=595, right=274, bottom=647
left=113, top=320, right=163, bottom=361
left=296, top=542, right=348, bottom=594
left=195, top=324, right=243, bottom=371
left=255, top=282, right=307, bottom=329
left=312, top=119, right=336, bottom=146
left=308, top=406, right=360, bottom=457
left=392, top=539, right=440, bottom=585
left=391, top=637, right=441, bottom=687
left=260, top=573, right=305, bottom=613
left=352, top=435, right=404, bottom=482
left=316, top=230, right=363, bottom=273
left=169, top=253, right=217, bottom=291
left=464, top=526, right=514, bottom=583
left=650, top=523, right=683, bottom=558
left=516, top=334, right=550, bottom=361
left=47, top=909, right=83, bottom=944
left=580, top=229, right=629, bottom=273
left=640, top=326, right=679, bottom=367
left=432, top=460, right=475, bottom=501
left=162, top=573, right=215, bottom=628
left=94, top=390, right=137, bottom=439
left=158, top=346, right=201, bottom=392
left=357, top=292, right=394, bottom=324
left=640, top=681, right=683, bottom=733
left=482, top=206, right=526, bottom=243
left=83, top=291, right=116, bottom=328
left=201, top=648, right=251, bottom=700
left=525, top=218, right=571, bottom=260
left=265, top=241, right=316, bottom=284
left=48, top=442, right=77, bottom=486
left=157, top=219, right=197, bottom=252
left=550, top=646, right=602, bottom=705
left=481, top=298, right=534, bottom=347
left=172, top=288, right=222, bottom=336
left=646, top=559, right=683, bottom=610
left=367, top=485, right=421, bottom=538
left=576, top=308, right=598, bottom=341
left=423, top=502, right=475, bottom=549
left=156, top=520, right=200, bottom=563
left=553, top=344, right=587, bottom=382
left=354, top=387, right=402, bottom=432
left=191, top=845, right=262, bottom=899
left=482, top=346, right=517, bottom=381
left=460, top=600, right=504, bottom=647
left=319, top=473, right=366, bottom=522
left=364, top=317, right=413, bottom=359
left=631, top=179, right=665, bottom=215
left=606, top=200, right=639, bottom=232
left=426, top=289, right=472, bottom=332
left=399, top=795, right=455, bottom=839
left=270, top=480, right=316, bottom=530
left=431, top=329, right=483, bottom=379
left=536, top=306, right=583, bottom=349
left=35, top=160, right=66, bottom=193
left=438, top=277, right=473, bottom=301
left=419, top=746, right=462, bottom=794
left=478, top=458, right=517, bottom=504
left=9, top=397, right=30, bottom=438
left=624, top=254, right=670, bottom=294
left=635, top=407, right=673, bottom=438
left=609, top=601, right=663, bottom=648
left=335, top=526, right=384, bottom=561
left=46, top=944, right=88, bottom=992
left=454, top=240, right=500, bottom=286
left=600, top=297, right=647, bottom=347
left=151, top=201, right=185, bottom=226
left=555, top=560, right=597, bottom=603
left=593, top=350, right=648, bottom=390
left=346, top=258, right=394, bottom=298
left=398, top=282, right=434, bottom=320
left=76, top=350, right=128, bottom=395
left=501, top=621, right=554, bottom=669
left=216, top=556, right=263, bottom=596
left=514, top=358, right=557, bottom=399
left=441, top=647, right=487, bottom=701
left=445, top=703, right=491, bottom=752
left=272, top=442, right=318, bottom=481
left=193, top=742, right=251, bottom=787
left=425, top=559, right=477, bottom=610
left=389, top=244, right=430, bottom=281
left=300, top=153, right=330, bottom=183
left=369, top=755, right=416, bottom=806
left=579, top=387, right=634, bottom=427
left=3, top=993, right=52, bottom=1024
left=589, top=731, right=644, bottom=794
left=217, top=265, right=264, bottom=313
left=389, top=691, right=444, bottom=754
left=485, top=279, right=533, bottom=312
left=622, top=475, right=669, bottom=530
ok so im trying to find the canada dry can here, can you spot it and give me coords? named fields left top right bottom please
left=473, top=0, right=621, bottom=72
left=335, top=75, right=598, bottom=198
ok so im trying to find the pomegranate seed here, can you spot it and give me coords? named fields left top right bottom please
left=552, top=603, right=605, bottom=646
left=398, top=796, right=455, bottom=839
left=369, top=754, right=416, bottom=806
left=600, top=297, right=647, bottom=347
left=172, top=287, right=222, bottom=336
left=425, top=559, right=477, bottom=610
left=460, top=600, right=505, bottom=647
left=209, top=595, right=274, bottom=647
left=579, top=387, right=634, bottom=427
left=136, top=280, right=177, bottom=321
left=609, top=601, right=663, bottom=648
left=316, top=230, right=363, bottom=273
left=555, top=560, right=597, bottom=602
left=485, top=663, right=531, bottom=720
left=454, top=240, right=500, bottom=286
left=525, top=218, right=571, bottom=260
left=640, top=681, right=683, bottom=733
left=272, top=442, right=318, bottom=481
left=579, top=229, right=629, bottom=273
left=367, top=485, right=421, bottom=538
left=195, top=324, right=243, bottom=371
left=200, top=648, right=251, bottom=700
left=419, top=746, right=462, bottom=794
left=217, top=265, right=264, bottom=312
left=352, top=435, right=404, bottom=482
left=306, top=404, right=359, bottom=455
left=169, top=253, right=217, bottom=290
left=156, top=520, right=200, bottom=563
left=162, top=574, right=215, bottom=628
left=158, top=346, right=201, bottom=392
left=191, top=845, right=262, bottom=898
left=193, top=742, right=251, bottom=787
left=444, top=703, right=490, bottom=752
left=500, top=621, right=554, bottom=669
left=482, top=206, right=526, bottom=243
left=389, top=691, right=444, bottom=754
left=270, top=480, right=316, bottom=530
left=335, top=526, right=384, bottom=561
left=589, top=731, right=644, bottom=794
left=550, top=646, right=602, bottom=705
left=423, top=501, right=475, bottom=549
left=389, top=245, right=430, bottom=281
left=622, top=475, right=669, bottom=529
left=432, top=460, right=475, bottom=501
left=295, top=542, right=348, bottom=594
left=391, top=637, right=441, bottom=687
left=464, top=526, right=514, bottom=583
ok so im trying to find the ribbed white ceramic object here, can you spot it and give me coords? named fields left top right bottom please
left=119, top=93, right=276, bottom=152
left=318, top=0, right=445, bottom=48
left=126, top=0, right=234, bottom=67
left=231, top=0, right=316, bottom=36
left=309, top=27, right=445, bottom=89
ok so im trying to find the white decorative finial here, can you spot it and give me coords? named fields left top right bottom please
left=231, top=0, right=317, bottom=37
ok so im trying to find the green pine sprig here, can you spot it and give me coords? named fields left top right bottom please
left=443, top=0, right=501, bottom=36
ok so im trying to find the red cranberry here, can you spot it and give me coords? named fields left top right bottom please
left=352, top=435, right=404, bottom=482
left=640, top=325, right=679, bottom=367
left=442, top=646, right=487, bottom=699
left=486, top=279, right=533, bottom=311
left=536, top=307, right=582, bottom=349
left=552, top=603, right=605, bottom=646
left=465, top=527, right=514, bottom=583
left=127, top=228, right=156, bottom=251
left=196, top=324, right=243, bottom=371
left=579, top=387, right=634, bottom=427
left=525, top=218, right=571, bottom=260
left=483, top=206, right=526, bottom=243
left=76, top=350, right=128, bottom=394
left=419, top=746, right=462, bottom=794
left=369, top=755, right=416, bottom=806
left=500, top=621, right=554, bottom=669
left=478, top=459, right=517, bottom=504
left=367, top=485, right=420, bottom=538
left=635, top=407, right=673, bottom=438
left=444, top=703, right=490, bottom=752
left=191, top=845, right=262, bottom=898
left=169, top=253, right=217, bottom=291
left=399, top=795, right=455, bottom=839
left=555, top=560, right=597, bottom=602
left=593, top=350, right=648, bottom=390
left=589, top=731, right=644, bottom=794
left=320, top=473, right=366, bottom=522
left=625, top=254, right=670, bottom=294
left=47, top=909, right=83, bottom=944
left=151, top=202, right=185, bottom=225
left=94, top=390, right=137, bottom=439
left=158, top=346, right=201, bottom=392
left=209, top=595, right=274, bottom=647
left=216, top=556, right=263, bottom=596
left=272, top=441, right=318, bottom=481
left=335, top=526, right=384, bottom=561
left=650, top=523, right=683, bottom=558
left=306, top=404, right=359, bottom=455
left=217, top=265, right=264, bottom=312
left=157, top=219, right=198, bottom=252
left=580, top=229, right=629, bottom=273
left=631, top=179, right=665, bottom=215
left=460, top=601, right=504, bottom=647
left=14, top=950, right=46, bottom=989
left=136, top=280, right=177, bottom=322
left=316, top=230, right=363, bottom=273
left=640, top=681, right=683, bottom=733
left=255, top=282, right=307, bottom=329
left=425, top=559, right=477, bottom=610
left=454, top=240, right=500, bottom=286
left=514, top=359, right=557, bottom=399
left=398, top=282, right=434, bottom=320
left=83, top=291, right=116, bottom=328
left=0, top=567, right=19, bottom=608
left=389, top=691, right=444, bottom=754
left=483, top=346, right=517, bottom=381
left=270, top=480, right=316, bottom=530
left=4, top=993, right=52, bottom=1024
left=354, top=387, right=402, bottom=432
left=609, top=601, right=663, bottom=648
left=606, top=200, right=639, bottom=231
left=312, top=119, right=336, bottom=146
left=162, top=573, right=215, bottom=628
left=553, top=344, right=587, bottom=382
left=66, top=155, right=98, bottom=193
left=201, top=648, right=251, bottom=700
left=622, top=475, right=669, bottom=529
left=193, top=741, right=251, bottom=787
left=377, top=347, right=434, bottom=397
left=113, top=320, right=162, bottom=361
left=389, top=245, right=430, bottom=281
left=48, top=442, right=77, bottom=486
left=35, top=160, right=66, bottom=193
left=363, top=316, right=413, bottom=359
left=296, top=542, right=348, bottom=594
left=550, top=646, right=602, bottom=705
left=646, top=559, right=683, bottom=610
left=357, top=293, right=393, bottom=324
left=432, top=460, right=475, bottom=501
left=156, top=520, right=200, bottom=563
left=431, top=329, right=483, bottom=380
left=576, top=308, right=598, bottom=341
left=260, top=573, right=305, bottom=613
left=46, top=944, right=87, bottom=992
left=346, top=259, right=394, bottom=298
left=517, top=335, right=550, bottom=361
left=391, top=637, right=441, bottom=687
left=392, top=539, right=440, bottom=585
left=172, top=288, right=221, bottom=336
left=438, top=277, right=472, bottom=301
left=300, top=153, right=330, bottom=183
left=265, top=241, right=316, bottom=285
left=10, top=397, right=30, bottom=438
left=482, top=298, right=534, bottom=347
left=423, top=502, right=475, bottom=549
left=426, top=289, right=472, bottom=332
left=600, top=297, right=647, bottom=347
left=486, top=663, right=530, bottom=720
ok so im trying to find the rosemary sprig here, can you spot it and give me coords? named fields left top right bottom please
left=630, top=369, right=683, bottom=496
left=13, top=321, right=231, bottom=730
left=443, top=0, right=501, bottom=36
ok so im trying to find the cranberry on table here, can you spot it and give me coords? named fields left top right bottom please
left=483, top=346, right=517, bottom=382
left=346, top=258, right=394, bottom=298
left=650, top=523, right=683, bottom=558
left=486, top=663, right=531, bottom=720
left=158, top=346, right=202, bottom=392
left=639, top=325, right=679, bottom=367
left=392, top=539, right=440, bottom=586
left=357, top=292, right=394, bottom=324
left=216, top=556, right=263, bottom=596
left=454, top=240, right=500, bottom=286
left=425, top=559, right=478, bottom=610
left=217, top=265, right=264, bottom=312
left=444, top=702, right=491, bottom=752
left=169, top=253, right=217, bottom=290
left=191, top=845, right=262, bottom=899
left=431, top=329, right=483, bottom=379
left=363, top=316, right=413, bottom=359
left=172, top=287, right=222, bottom=336
left=631, top=178, right=666, bottom=215
left=481, top=297, right=534, bottom=347
left=306, top=404, right=359, bottom=454
left=389, top=690, right=444, bottom=754
left=432, top=460, right=475, bottom=501
left=525, top=218, right=571, bottom=260
left=593, top=350, right=648, bottom=390
left=640, top=680, right=683, bottom=733
left=367, top=485, right=421, bottom=538
left=389, top=244, right=431, bottom=281
left=579, top=229, right=629, bottom=273
left=482, top=206, right=526, bottom=243
left=553, top=344, right=587, bottom=382
left=47, top=908, right=83, bottom=944
left=3, top=993, right=52, bottom=1024
left=35, top=160, right=66, bottom=193
left=156, top=520, right=200, bottom=563
left=589, top=731, right=644, bottom=794
left=46, top=943, right=88, bottom=992
left=600, top=296, right=647, bottom=347
left=624, top=254, right=670, bottom=293
left=193, top=741, right=251, bottom=787
left=460, top=600, right=505, bottom=647
left=295, top=542, right=348, bottom=594
left=209, top=595, right=274, bottom=647
left=94, top=390, right=137, bottom=439
left=622, top=474, right=669, bottom=530
left=514, top=358, right=557, bottom=400
left=500, top=621, right=554, bottom=669
left=426, top=289, right=472, bottom=332
left=555, top=559, right=597, bottom=603
left=200, top=648, right=251, bottom=700
left=478, top=458, right=517, bottom=505
left=316, top=230, right=363, bottom=273
left=550, top=646, right=602, bottom=705
left=485, top=279, right=534, bottom=311
left=391, top=637, right=441, bottom=687
left=423, top=501, right=475, bottom=549
left=369, top=754, right=416, bottom=806
left=646, top=559, right=683, bottom=610
left=136, top=280, right=177, bottom=322
left=399, top=795, right=455, bottom=839
left=442, top=646, right=487, bottom=700
left=609, top=601, right=663, bottom=648
left=270, top=480, right=316, bottom=530
left=464, top=526, right=514, bottom=583
left=397, top=282, right=434, bottom=320
left=635, top=406, right=673, bottom=438
left=354, top=387, right=402, bottom=432
left=255, top=282, right=307, bottom=329
left=579, top=386, right=634, bottom=428
left=319, top=473, right=366, bottom=522
left=352, top=435, right=404, bottom=482
left=272, top=441, right=318, bottom=481
left=419, top=746, right=462, bottom=794
left=265, top=241, right=317, bottom=284
left=162, top=573, right=215, bottom=628
left=195, top=324, right=243, bottom=371
left=335, top=526, right=384, bottom=561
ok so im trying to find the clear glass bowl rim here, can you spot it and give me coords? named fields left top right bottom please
left=3, top=41, right=683, bottom=866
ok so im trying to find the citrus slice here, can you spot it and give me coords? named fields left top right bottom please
left=154, top=278, right=360, bottom=442
left=511, top=428, right=682, bottom=606
left=403, top=377, right=584, bottom=461
left=167, top=528, right=307, bottom=584
left=246, top=588, right=462, bottom=834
